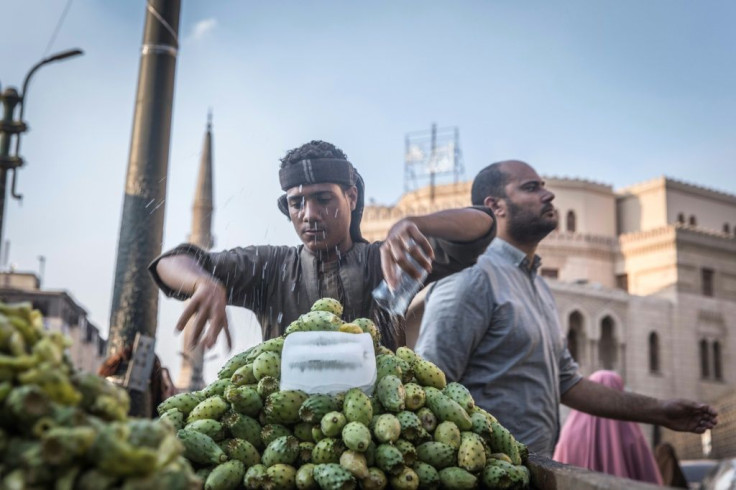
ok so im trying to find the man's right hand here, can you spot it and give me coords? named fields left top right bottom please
left=175, top=277, right=232, bottom=351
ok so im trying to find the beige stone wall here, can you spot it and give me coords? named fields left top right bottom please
left=616, top=177, right=668, bottom=234
left=665, top=180, right=736, bottom=235
left=545, top=178, right=616, bottom=236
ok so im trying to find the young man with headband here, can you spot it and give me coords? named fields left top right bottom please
left=149, top=140, right=495, bottom=351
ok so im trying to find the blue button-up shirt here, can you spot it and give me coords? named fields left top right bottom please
left=415, top=238, right=581, bottom=457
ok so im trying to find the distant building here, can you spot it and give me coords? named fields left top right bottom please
left=0, top=271, right=107, bottom=374
left=176, top=113, right=215, bottom=392
left=362, top=175, right=736, bottom=459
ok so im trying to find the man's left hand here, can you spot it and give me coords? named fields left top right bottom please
left=661, top=399, right=718, bottom=433
left=381, top=219, right=434, bottom=289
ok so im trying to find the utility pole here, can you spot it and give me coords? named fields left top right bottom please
left=0, top=49, right=82, bottom=248
left=107, top=0, right=181, bottom=417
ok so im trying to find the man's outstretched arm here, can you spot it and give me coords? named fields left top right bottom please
left=561, top=377, right=718, bottom=433
left=381, top=207, right=494, bottom=287
left=155, top=255, right=232, bottom=351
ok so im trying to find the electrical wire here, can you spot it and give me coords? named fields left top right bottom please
left=44, top=0, right=74, bottom=56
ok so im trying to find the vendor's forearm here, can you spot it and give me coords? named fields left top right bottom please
left=561, top=378, right=664, bottom=425
left=155, top=255, right=214, bottom=296
left=406, top=208, right=493, bottom=242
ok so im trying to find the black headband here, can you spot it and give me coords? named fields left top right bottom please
left=279, top=158, right=356, bottom=191
left=277, top=158, right=367, bottom=243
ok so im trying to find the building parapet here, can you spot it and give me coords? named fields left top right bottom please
left=617, top=176, right=736, bottom=204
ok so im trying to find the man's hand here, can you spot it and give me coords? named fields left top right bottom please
left=660, top=399, right=718, bottom=433
left=175, top=277, right=232, bottom=351
left=381, top=219, right=434, bottom=289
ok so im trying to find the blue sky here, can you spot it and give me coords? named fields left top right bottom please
left=3, top=1, right=735, bottom=382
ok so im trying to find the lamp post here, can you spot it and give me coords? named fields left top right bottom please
left=0, top=48, right=84, bottom=248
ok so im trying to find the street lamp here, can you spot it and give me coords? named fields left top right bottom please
left=0, top=48, right=83, bottom=251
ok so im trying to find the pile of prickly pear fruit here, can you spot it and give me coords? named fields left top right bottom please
left=0, top=301, right=200, bottom=489
left=160, top=297, right=530, bottom=490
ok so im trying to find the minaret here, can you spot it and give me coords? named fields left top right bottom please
left=177, top=112, right=215, bottom=391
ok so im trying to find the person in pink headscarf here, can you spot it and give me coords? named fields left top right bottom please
left=553, top=370, right=664, bottom=485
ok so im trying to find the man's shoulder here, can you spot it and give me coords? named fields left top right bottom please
left=430, top=263, right=491, bottom=301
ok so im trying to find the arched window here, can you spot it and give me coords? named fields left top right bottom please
left=689, top=215, right=697, bottom=226
left=677, top=213, right=685, bottom=224
left=724, top=223, right=731, bottom=234
left=700, top=339, right=710, bottom=378
left=567, top=311, right=584, bottom=363
left=648, top=332, right=660, bottom=373
left=566, top=210, right=576, bottom=233
left=713, top=341, right=722, bottom=381
left=599, top=316, right=617, bottom=370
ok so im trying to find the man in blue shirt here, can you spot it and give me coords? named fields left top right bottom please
left=416, top=160, right=717, bottom=457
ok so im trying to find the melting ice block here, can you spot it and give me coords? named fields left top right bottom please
left=280, top=331, right=376, bottom=395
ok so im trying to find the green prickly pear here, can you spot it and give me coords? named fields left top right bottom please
left=457, top=432, right=486, bottom=472
left=340, top=449, right=369, bottom=479
left=265, top=390, right=309, bottom=425
left=261, top=424, right=293, bottom=446
left=177, top=429, right=228, bottom=465
left=312, top=463, right=356, bottom=490
left=389, top=466, right=420, bottom=490
left=311, top=438, right=345, bottom=464
left=376, top=355, right=403, bottom=381
left=415, top=441, right=456, bottom=469
left=244, top=464, right=268, bottom=490
left=231, top=363, right=258, bottom=386
left=412, top=461, right=440, bottom=490
left=221, top=438, right=261, bottom=467
left=225, top=385, right=262, bottom=417
left=293, top=422, right=316, bottom=442
left=443, top=383, right=474, bottom=413
left=395, top=439, right=417, bottom=466
left=395, top=347, right=419, bottom=366
left=372, top=414, right=401, bottom=443
left=341, top=421, right=372, bottom=452
left=311, top=297, right=343, bottom=316
left=416, top=407, right=437, bottom=432
left=298, top=310, right=343, bottom=332
left=186, top=395, right=229, bottom=424
left=361, top=467, right=387, bottom=490
left=262, top=435, right=300, bottom=467
left=413, top=359, right=446, bottom=389
left=299, top=394, right=339, bottom=424
left=158, top=408, right=185, bottom=431
left=352, top=318, right=380, bottom=349
left=253, top=351, right=281, bottom=380
left=218, top=347, right=256, bottom=379
left=185, top=418, right=226, bottom=441
left=469, top=411, right=493, bottom=442
left=424, top=389, right=471, bottom=431
left=374, top=444, right=405, bottom=476
left=205, top=460, right=245, bottom=490
left=201, top=378, right=232, bottom=398
left=320, top=411, right=347, bottom=438
left=267, top=463, right=297, bottom=490
left=157, top=391, right=204, bottom=416
left=404, top=383, right=426, bottom=411
left=434, top=421, right=461, bottom=449
left=222, top=412, right=263, bottom=449
left=295, top=463, right=317, bottom=490
left=376, top=375, right=405, bottom=412
left=489, top=421, right=521, bottom=465
left=298, top=441, right=315, bottom=465
left=257, top=376, right=280, bottom=400
left=396, top=411, right=423, bottom=442
left=438, top=467, right=477, bottom=490
left=343, top=388, right=373, bottom=425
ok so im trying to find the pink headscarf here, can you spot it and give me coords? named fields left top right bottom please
left=553, top=370, right=664, bottom=485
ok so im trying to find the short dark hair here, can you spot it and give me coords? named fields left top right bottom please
left=280, top=140, right=348, bottom=168
left=471, top=162, right=510, bottom=205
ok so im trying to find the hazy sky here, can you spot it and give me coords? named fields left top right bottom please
left=3, top=1, right=735, bottom=382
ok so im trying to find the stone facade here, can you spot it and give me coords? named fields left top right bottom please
left=362, top=175, right=736, bottom=458
left=0, top=271, right=107, bottom=374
